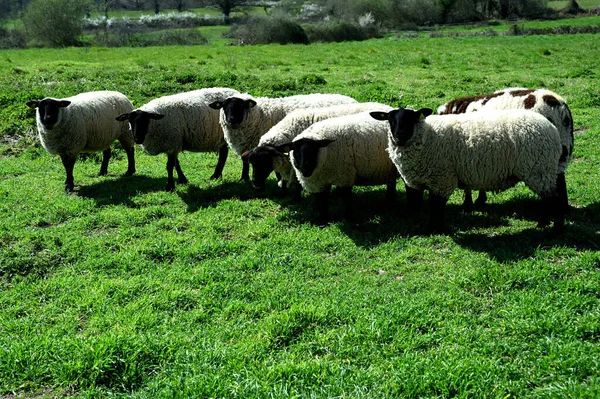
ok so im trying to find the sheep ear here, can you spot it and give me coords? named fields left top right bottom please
left=148, top=112, right=165, bottom=120
left=246, top=100, right=257, bottom=109
left=209, top=101, right=224, bottom=110
left=316, top=139, right=335, bottom=148
left=275, top=142, right=292, bottom=155
left=241, top=151, right=250, bottom=161
left=115, top=113, right=130, bottom=121
left=58, top=100, right=71, bottom=108
left=418, top=108, right=433, bottom=119
left=26, top=101, right=39, bottom=109
left=369, top=111, right=389, bottom=121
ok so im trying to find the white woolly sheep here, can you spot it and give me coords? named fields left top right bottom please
left=243, top=102, right=392, bottom=199
left=437, top=88, right=573, bottom=210
left=116, top=87, right=240, bottom=191
left=208, top=93, right=357, bottom=181
left=371, top=107, right=566, bottom=235
left=26, top=90, right=135, bottom=192
left=288, top=112, right=398, bottom=224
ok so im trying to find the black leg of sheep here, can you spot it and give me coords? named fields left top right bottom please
left=99, top=148, right=111, bottom=176
left=210, top=144, right=228, bottom=180
left=124, top=146, right=136, bottom=176
left=427, top=193, right=448, bottom=235
left=60, top=155, right=77, bottom=193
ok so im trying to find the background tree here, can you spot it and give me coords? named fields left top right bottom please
left=22, top=0, right=91, bottom=46
left=202, top=0, right=246, bottom=23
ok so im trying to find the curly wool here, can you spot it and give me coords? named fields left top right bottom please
left=138, top=87, right=240, bottom=156
left=389, top=110, right=563, bottom=199
left=221, top=93, right=357, bottom=157
left=260, top=102, right=392, bottom=186
left=437, top=88, right=573, bottom=172
left=37, top=91, right=134, bottom=158
left=291, top=112, right=396, bottom=194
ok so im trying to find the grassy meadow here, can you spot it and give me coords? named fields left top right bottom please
left=1, top=32, right=600, bottom=398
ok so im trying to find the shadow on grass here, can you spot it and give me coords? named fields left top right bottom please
left=178, top=179, right=257, bottom=213
left=77, top=175, right=165, bottom=206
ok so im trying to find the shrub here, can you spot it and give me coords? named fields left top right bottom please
left=225, top=16, right=308, bottom=45
left=89, top=29, right=208, bottom=47
left=0, top=27, right=27, bottom=49
left=22, top=0, right=91, bottom=47
left=304, top=20, right=368, bottom=43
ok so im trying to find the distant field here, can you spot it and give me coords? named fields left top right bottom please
left=1, top=32, right=600, bottom=398
left=549, top=0, right=600, bottom=9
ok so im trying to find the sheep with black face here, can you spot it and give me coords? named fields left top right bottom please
left=116, top=87, right=240, bottom=191
left=243, top=102, right=392, bottom=199
left=208, top=93, right=357, bottom=181
left=288, top=112, right=398, bottom=224
left=27, top=90, right=135, bottom=192
left=371, top=107, right=566, bottom=234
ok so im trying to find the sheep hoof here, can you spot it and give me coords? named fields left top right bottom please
left=124, top=169, right=136, bottom=177
left=178, top=177, right=188, bottom=185
left=165, top=183, right=176, bottom=192
left=209, top=173, right=222, bottom=180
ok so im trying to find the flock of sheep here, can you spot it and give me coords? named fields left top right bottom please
left=26, top=86, right=573, bottom=235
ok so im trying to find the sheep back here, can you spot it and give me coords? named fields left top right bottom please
left=222, top=93, right=358, bottom=157
left=139, top=87, right=239, bottom=156
left=37, top=91, right=134, bottom=158
left=292, top=112, right=396, bottom=194
left=437, top=88, right=573, bottom=172
left=390, top=110, right=562, bottom=199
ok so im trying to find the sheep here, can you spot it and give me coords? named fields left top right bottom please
left=287, top=112, right=398, bottom=224
left=370, top=107, right=566, bottom=235
left=243, top=102, right=392, bottom=199
left=437, top=88, right=573, bottom=210
left=26, top=90, right=135, bottom=192
left=208, top=93, right=357, bottom=181
left=115, top=87, right=240, bottom=192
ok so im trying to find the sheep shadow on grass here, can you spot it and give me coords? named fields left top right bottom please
left=178, top=180, right=257, bottom=213
left=77, top=175, right=165, bottom=207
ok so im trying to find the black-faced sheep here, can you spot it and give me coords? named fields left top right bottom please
left=27, top=90, right=135, bottom=192
left=243, top=102, right=391, bottom=199
left=371, top=107, right=566, bottom=235
left=116, top=87, right=240, bottom=192
left=288, top=112, right=397, bottom=224
left=208, top=93, right=357, bottom=181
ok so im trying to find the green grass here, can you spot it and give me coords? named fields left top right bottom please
left=1, top=33, right=600, bottom=398
left=549, top=0, right=600, bottom=9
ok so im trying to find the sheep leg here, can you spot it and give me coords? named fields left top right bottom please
left=210, top=144, right=228, bottom=180
left=99, top=148, right=111, bottom=176
left=293, top=183, right=303, bottom=202
left=60, top=155, right=76, bottom=193
left=240, top=157, right=250, bottom=181
left=339, top=187, right=354, bottom=221
left=405, top=185, right=424, bottom=210
left=427, top=193, right=448, bottom=235
left=124, top=146, right=136, bottom=176
left=556, top=172, right=569, bottom=213
left=175, top=159, right=188, bottom=184
left=279, top=179, right=288, bottom=197
left=460, top=189, right=474, bottom=211
left=473, top=190, right=487, bottom=209
left=165, top=155, right=178, bottom=192
left=386, top=178, right=396, bottom=202
left=315, top=188, right=330, bottom=225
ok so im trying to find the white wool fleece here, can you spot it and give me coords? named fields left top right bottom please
left=388, top=109, right=562, bottom=199
left=437, top=88, right=573, bottom=173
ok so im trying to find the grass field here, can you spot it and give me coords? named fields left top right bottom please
left=1, top=32, right=600, bottom=397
